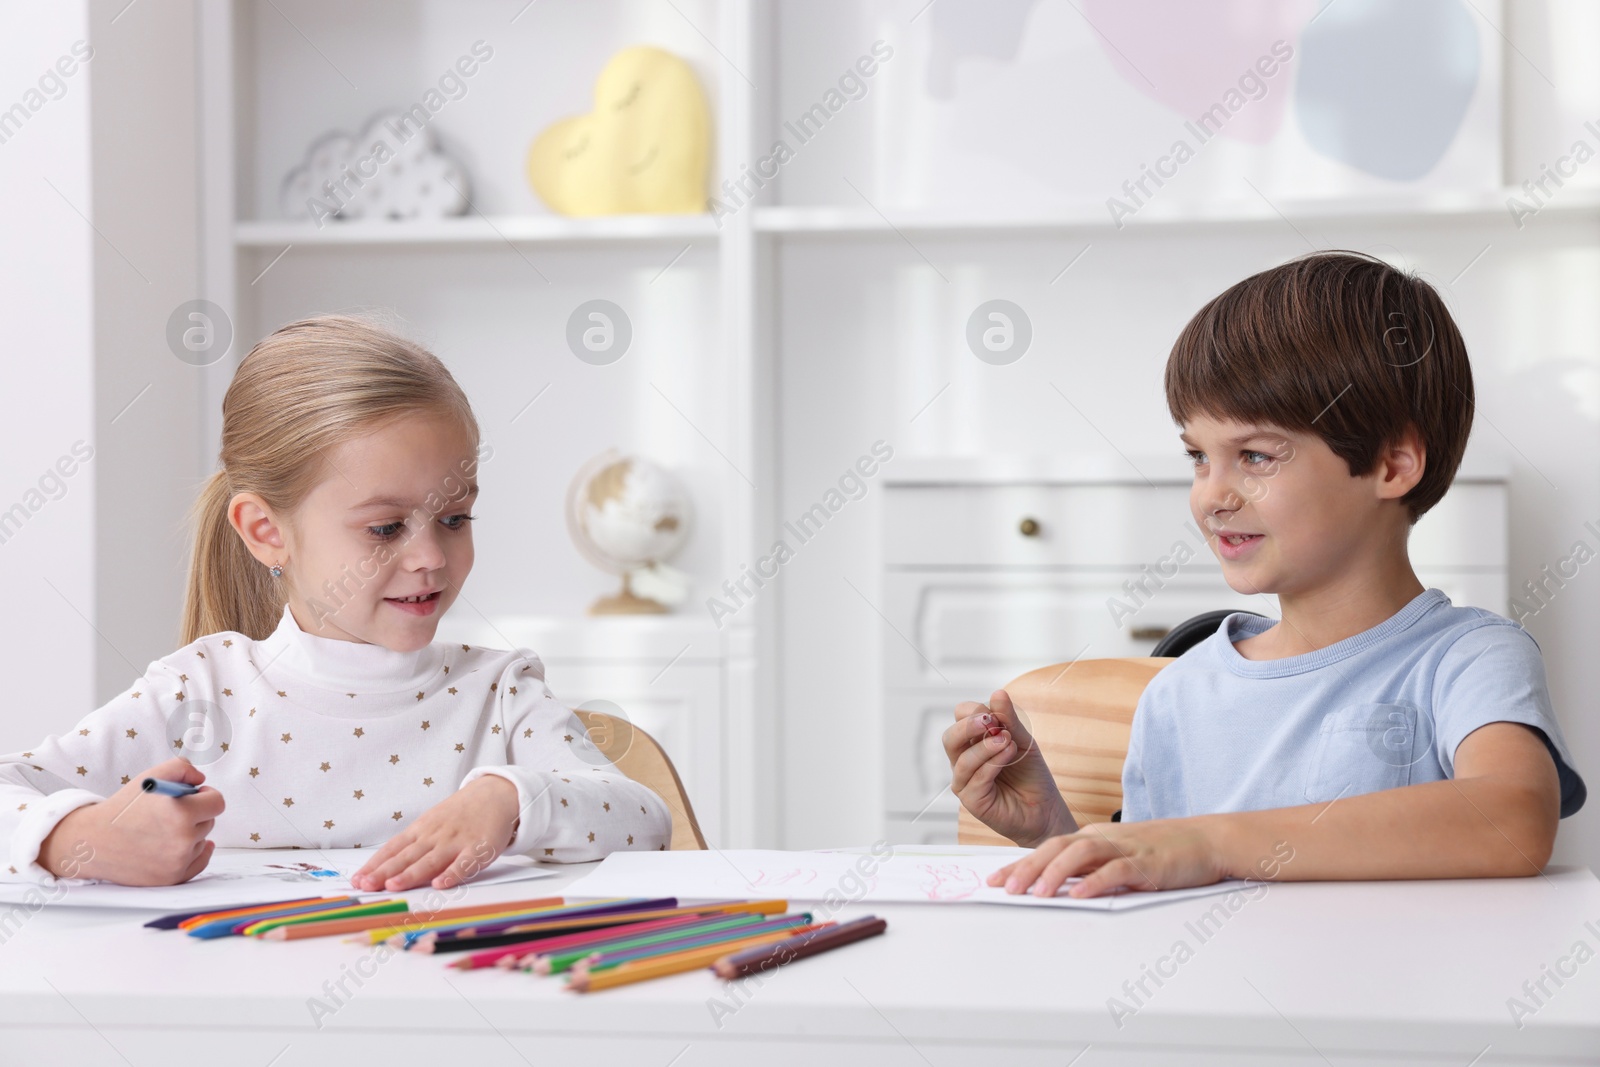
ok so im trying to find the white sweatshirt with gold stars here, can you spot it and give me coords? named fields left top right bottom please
left=0, top=605, right=672, bottom=883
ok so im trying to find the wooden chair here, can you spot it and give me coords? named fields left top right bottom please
left=957, top=657, right=1173, bottom=846
left=574, top=709, right=709, bottom=851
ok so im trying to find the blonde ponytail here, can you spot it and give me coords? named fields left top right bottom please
left=180, top=315, right=478, bottom=644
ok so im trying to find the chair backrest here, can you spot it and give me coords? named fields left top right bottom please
left=957, top=657, right=1172, bottom=846
left=574, top=709, right=709, bottom=851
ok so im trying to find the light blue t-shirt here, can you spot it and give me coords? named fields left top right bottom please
left=1120, top=588, right=1586, bottom=822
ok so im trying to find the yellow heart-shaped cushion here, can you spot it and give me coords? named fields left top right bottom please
left=527, top=46, right=710, bottom=216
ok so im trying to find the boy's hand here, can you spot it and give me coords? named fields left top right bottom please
left=350, top=775, right=519, bottom=892
left=943, top=689, right=1077, bottom=847
left=37, top=756, right=223, bottom=886
left=987, top=817, right=1229, bottom=898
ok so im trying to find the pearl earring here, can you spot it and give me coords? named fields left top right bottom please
left=270, top=562, right=284, bottom=578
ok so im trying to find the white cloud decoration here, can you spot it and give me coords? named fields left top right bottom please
left=280, top=110, right=471, bottom=226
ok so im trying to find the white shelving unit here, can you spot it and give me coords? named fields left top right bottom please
left=193, top=0, right=1600, bottom=857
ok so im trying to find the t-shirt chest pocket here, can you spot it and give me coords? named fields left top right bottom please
left=1303, top=702, right=1430, bottom=804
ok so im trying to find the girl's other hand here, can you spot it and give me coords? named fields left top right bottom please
left=986, top=817, right=1229, bottom=898
left=349, top=774, right=519, bottom=891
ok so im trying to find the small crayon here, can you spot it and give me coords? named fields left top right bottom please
left=141, top=778, right=199, bottom=798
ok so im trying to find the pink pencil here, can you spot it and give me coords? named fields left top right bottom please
left=454, top=913, right=720, bottom=971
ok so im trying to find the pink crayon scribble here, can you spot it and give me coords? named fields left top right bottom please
left=917, top=863, right=983, bottom=901
left=748, top=867, right=821, bottom=887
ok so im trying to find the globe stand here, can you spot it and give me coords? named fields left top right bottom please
left=589, top=572, right=668, bottom=615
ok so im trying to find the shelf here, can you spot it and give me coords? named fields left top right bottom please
left=753, top=186, right=1600, bottom=237
left=234, top=214, right=720, bottom=248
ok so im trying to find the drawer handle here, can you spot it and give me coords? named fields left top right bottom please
left=1130, top=625, right=1170, bottom=641
left=1018, top=517, right=1041, bottom=537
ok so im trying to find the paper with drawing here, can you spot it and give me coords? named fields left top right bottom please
left=564, top=846, right=1251, bottom=911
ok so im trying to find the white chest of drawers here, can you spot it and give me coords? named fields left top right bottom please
left=880, top=455, right=1509, bottom=843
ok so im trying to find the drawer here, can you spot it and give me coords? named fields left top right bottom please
left=885, top=484, right=1195, bottom=567
left=883, top=571, right=1271, bottom=687
left=884, top=482, right=1506, bottom=569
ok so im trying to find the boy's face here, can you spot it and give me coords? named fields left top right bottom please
left=1180, top=414, right=1398, bottom=599
left=281, top=414, right=479, bottom=652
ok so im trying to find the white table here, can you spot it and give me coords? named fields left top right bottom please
left=3, top=861, right=1598, bottom=1066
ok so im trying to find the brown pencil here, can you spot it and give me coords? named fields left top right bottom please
left=710, top=915, right=888, bottom=979
left=566, top=923, right=829, bottom=993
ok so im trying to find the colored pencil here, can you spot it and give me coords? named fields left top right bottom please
left=241, top=899, right=410, bottom=937
left=265, top=894, right=564, bottom=941
left=390, top=897, right=659, bottom=947
left=175, top=896, right=357, bottom=931
left=418, top=897, right=679, bottom=943
left=145, top=896, right=339, bottom=930
left=452, top=913, right=731, bottom=970
left=186, top=898, right=368, bottom=940
left=412, top=900, right=789, bottom=956
left=365, top=898, right=630, bottom=945
left=567, top=914, right=815, bottom=976
left=566, top=923, right=832, bottom=993
left=711, top=915, right=889, bottom=979
left=530, top=914, right=776, bottom=975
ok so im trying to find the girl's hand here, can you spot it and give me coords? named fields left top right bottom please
left=37, top=756, right=223, bottom=886
left=943, top=689, right=1076, bottom=847
left=987, top=817, right=1230, bottom=898
left=350, top=775, right=519, bottom=892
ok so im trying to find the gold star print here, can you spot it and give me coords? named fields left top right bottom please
left=447, top=688, right=457, bottom=696
left=391, top=811, right=403, bottom=821
left=175, top=691, right=185, bottom=701
left=490, top=682, right=497, bottom=692
left=125, top=728, right=137, bottom=739
left=249, top=832, right=259, bottom=842
left=20, top=753, right=30, bottom=758
left=323, top=820, right=335, bottom=830
left=223, top=640, right=233, bottom=648
left=249, top=708, right=257, bottom=717
left=220, top=742, right=229, bottom=753
left=509, top=686, right=518, bottom=695
left=130, top=692, right=140, bottom=699
left=196, top=652, right=205, bottom=659
left=353, top=789, right=364, bottom=800
left=347, top=693, right=356, bottom=699
left=454, top=743, right=465, bottom=753
left=420, top=720, right=430, bottom=731
left=16, top=803, right=25, bottom=811
left=640, top=805, right=646, bottom=814
left=179, top=674, right=188, bottom=682
left=443, top=665, right=450, bottom=675
left=587, top=831, right=595, bottom=842
left=423, top=777, right=434, bottom=787
left=120, top=776, right=130, bottom=785
left=249, top=767, right=259, bottom=778
left=78, top=728, right=89, bottom=736
left=389, top=754, right=400, bottom=765
left=353, top=727, right=364, bottom=738
left=603, top=802, right=610, bottom=812
left=222, top=688, right=232, bottom=697
left=320, top=762, right=331, bottom=772
left=560, top=778, right=570, bottom=783
left=277, top=690, right=286, bottom=698
left=559, top=798, right=568, bottom=807
left=524, top=728, right=533, bottom=739
left=461, top=644, right=470, bottom=651
left=282, top=797, right=294, bottom=808
left=415, top=691, right=425, bottom=702
left=627, top=835, right=634, bottom=845
left=172, top=740, right=184, bottom=750
left=280, top=733, right=292, bottom=744
left=491, top=724, right=502, bottom=735
left=543, top=848, right=555, bottom=857
left=563, top=734, right=573, bottom=743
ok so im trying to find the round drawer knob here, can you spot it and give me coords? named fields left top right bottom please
left=1018, top=517, right=1041, bottom=537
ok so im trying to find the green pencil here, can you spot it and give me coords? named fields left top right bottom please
left=244, top=899, right=410, bottom=937
left=528, top=914, right=769, bottom=975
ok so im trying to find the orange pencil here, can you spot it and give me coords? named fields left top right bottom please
left=176, top=896, right=358, bottom=931
left=261, top=895, right=563, bottom=941
left=566, top=923, right=832, bottom=992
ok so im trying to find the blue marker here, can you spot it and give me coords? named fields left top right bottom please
left=142, top=777, right=199, bottom=798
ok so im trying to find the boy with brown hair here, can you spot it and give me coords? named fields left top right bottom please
left=947, top=250, right=1585, bottom=898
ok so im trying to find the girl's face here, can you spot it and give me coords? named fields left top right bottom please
left=282, top=414, right=480, bottom=651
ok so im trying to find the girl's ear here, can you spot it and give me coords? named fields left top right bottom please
left=1374, top=426, right=1427, bottom=503
left=228, top=492, right=287, bottom=566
